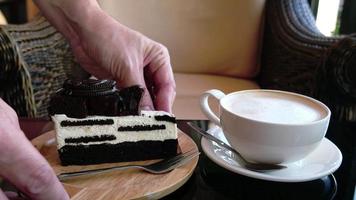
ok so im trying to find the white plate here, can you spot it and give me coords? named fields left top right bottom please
left=201, top=126, right=343, bottom=182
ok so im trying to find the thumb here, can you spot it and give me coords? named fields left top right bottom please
left=0, top=131, right=69, bottom=200
left=0, top=190, right=9, bottom=200
left=116, top=69, right=155, bottom=111
left=139, top=85, right=155, bottom=111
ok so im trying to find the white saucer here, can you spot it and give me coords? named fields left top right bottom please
left=201, top=126, right=343, bottom=182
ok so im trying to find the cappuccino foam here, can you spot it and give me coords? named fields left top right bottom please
left=227, top=91, right=326, bottom=124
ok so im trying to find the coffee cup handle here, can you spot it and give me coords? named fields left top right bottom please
left=200, top=89, right=226, bottom=126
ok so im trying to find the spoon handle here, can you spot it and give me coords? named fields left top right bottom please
left=187, top=122, right=239, bottom=155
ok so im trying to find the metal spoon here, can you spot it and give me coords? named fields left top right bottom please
left=187, top=122, right=287, bottom=171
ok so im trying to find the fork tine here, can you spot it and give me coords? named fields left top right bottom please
left=168, top=150, right=199, bottom=165
left=148, top=149, right=198, bottom=170
left=160, top=149, right=198, bottom=166
left=162, top=151, right=200, bottom=173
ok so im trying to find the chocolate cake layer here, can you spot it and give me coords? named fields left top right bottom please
left=59, top=140, right=178, bottom=165
left=154, top=115, right=177, bottom=123
left=64, top=135, right=116, bottom=143
left=60, top=119, right=114, bottom=127
left=117, top=125, right=166, bottom=132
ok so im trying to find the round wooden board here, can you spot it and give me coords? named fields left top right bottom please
left=31, top=130, right=199, bottom=200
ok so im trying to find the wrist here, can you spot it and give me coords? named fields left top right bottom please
left=58, top=0, right=103, bottom=27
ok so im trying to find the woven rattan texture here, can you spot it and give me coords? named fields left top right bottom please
left=0, top=17, right=87, bottom=117
left=0, top=25, right=36, bottom=117
left=259, top=0, right=356, bottom=122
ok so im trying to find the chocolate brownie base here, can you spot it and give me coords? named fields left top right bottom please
left=58, top=140, right=178, bottom=165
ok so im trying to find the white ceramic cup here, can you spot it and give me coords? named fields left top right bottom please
left=200, top=89, right=331, bottom=164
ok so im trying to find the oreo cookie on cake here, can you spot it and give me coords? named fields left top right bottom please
left=49, top=79, right=178, bottom=165
left=49, top=79, right=144, bottom=117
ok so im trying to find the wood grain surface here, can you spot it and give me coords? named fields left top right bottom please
left=31, top=130, right=199, bottom=200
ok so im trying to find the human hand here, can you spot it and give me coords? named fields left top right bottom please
left=34, top=0, right=176, bottom=112
left=0, top=99, right=69, bottom=200
left=70, top=14, right=176, bottom=112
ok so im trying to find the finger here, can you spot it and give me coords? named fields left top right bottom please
left=106, top=59, right=155, bottom=110
left=145, top=44, right=176, bottom=112
left=137, top=79, right=155, bottom=111
left=0, top=189, right=9, bottom=200
left=154, top=84, right=176, bottom=113
left=0, top=132, right=69, bottom=200
left=70, top=42, right=113, bottom=79
left=0, top=99, right=20, bottom=130
left=144, top=68, right=156, bottom=104
left=140, top=91, right=155, bottom=111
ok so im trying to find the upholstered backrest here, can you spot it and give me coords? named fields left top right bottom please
left=99, top=0, right=266, bottom=78
left=0, top=11, right=7, bottom=25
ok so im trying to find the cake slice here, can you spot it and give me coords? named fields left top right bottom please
left=49, top=79, right=178, bottom=165
left=52, top=111, right=177, bottom=165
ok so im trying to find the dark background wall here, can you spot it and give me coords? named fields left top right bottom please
left=0, top=0, right=27, bottom=24
left=339, top=0, right=356, bottom=34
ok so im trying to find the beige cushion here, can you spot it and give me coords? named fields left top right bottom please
left=173, top=73, right=259, bottom=119
left=99, top=0, right=266, bottom=78
left=0, top=11, right=7, bottom=25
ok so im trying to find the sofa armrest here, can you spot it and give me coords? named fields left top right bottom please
left=259, top=0, right=356, bottom=122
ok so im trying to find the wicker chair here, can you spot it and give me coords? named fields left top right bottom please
left=259, top=0, right=356, bottom=123
left=258, top=3, right=356, bottom=198
left=0, top=17, right=88, bottom=117
left=1, top=0, right=354, bottom=121
left=0, top=0, right=355, bottom=198
left=1, top=0, right=355, bottom=121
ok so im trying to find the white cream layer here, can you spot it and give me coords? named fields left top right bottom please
left=52, top=111, right=177, bottom=149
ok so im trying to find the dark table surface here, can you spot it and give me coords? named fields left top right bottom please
left=15, top=118, right=356, bottom=200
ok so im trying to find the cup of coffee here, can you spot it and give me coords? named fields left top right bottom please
left=200, top=89, right=331, bottom=164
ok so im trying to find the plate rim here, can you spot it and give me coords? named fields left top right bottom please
left=32, top=129, right=199, bottom=199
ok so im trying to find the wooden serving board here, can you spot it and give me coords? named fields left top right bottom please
left=31, top=130, right=199, bottom=200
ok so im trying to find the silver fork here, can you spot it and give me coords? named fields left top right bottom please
left=58, top=149, right=200, bottom=181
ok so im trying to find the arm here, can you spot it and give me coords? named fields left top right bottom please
left=33, top=0, right=176, bottom=112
